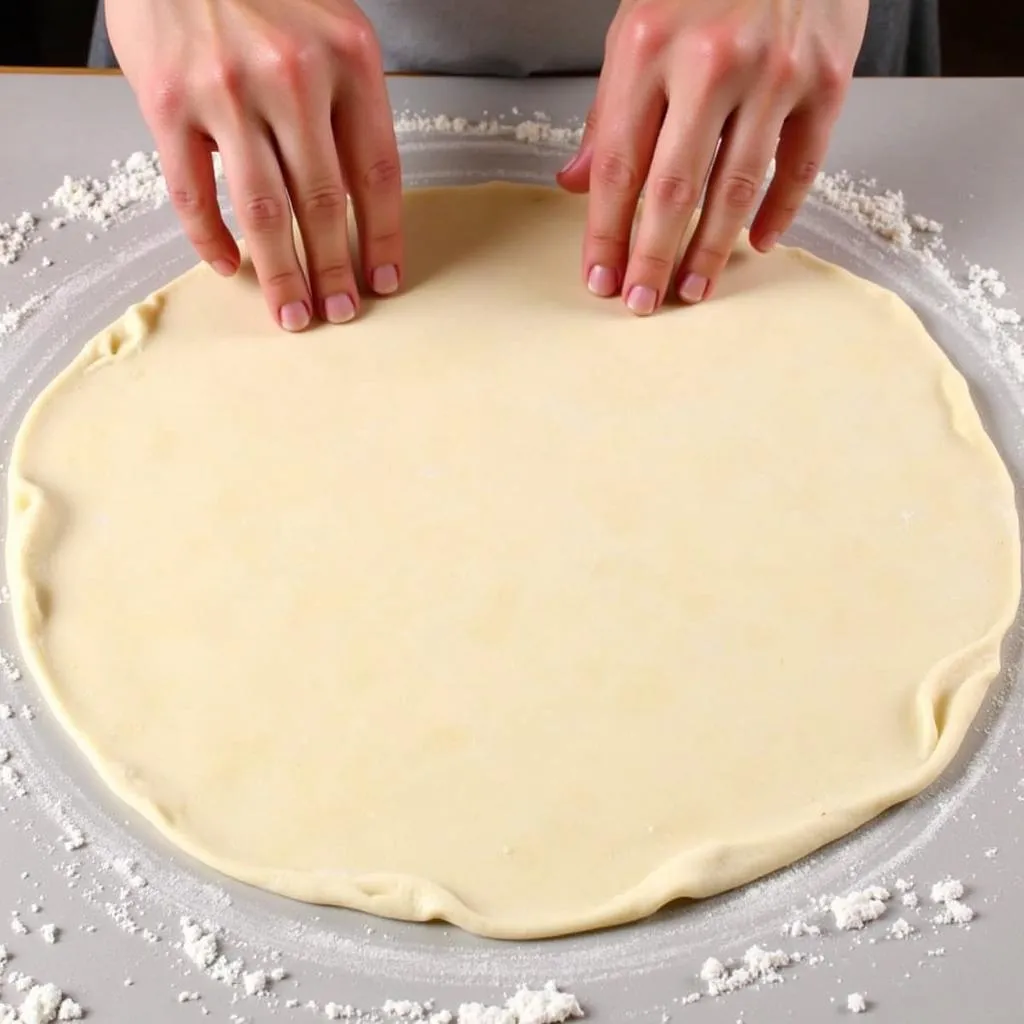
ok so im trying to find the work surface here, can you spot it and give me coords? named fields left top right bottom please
left=0, top=74, right=1023, bottom=1023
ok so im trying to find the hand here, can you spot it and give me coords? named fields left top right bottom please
left=107, top=0, right=402, bottom=331
left=557, top=0, right=868, bottom=315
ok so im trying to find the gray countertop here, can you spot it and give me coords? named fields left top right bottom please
left=0, top=74, right=1023, bottom=1024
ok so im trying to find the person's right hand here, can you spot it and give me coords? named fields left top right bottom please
left=107, top=0, right=403, bottom=331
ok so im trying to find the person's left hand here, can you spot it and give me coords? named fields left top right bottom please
left=557, top=0, right=869, bottom=315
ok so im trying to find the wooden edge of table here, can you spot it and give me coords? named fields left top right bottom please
left=0, top=66, right=426, bottom=76
left=0, top=66, right=122, bottom=75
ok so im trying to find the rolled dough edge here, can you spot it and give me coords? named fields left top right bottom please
left=5, top=260, right=1021, bottom=941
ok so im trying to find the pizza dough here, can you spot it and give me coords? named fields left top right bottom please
left=6, top=184, right=1021, bottom=940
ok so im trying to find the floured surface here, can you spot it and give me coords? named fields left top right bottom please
left=4, top=183, right=1021, bottom=940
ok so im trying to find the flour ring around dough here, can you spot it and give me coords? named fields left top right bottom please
left=5, top=184, right=1021, bottom=939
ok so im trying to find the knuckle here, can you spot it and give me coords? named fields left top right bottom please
left=719, top=172, right=760, bottom=211
left=299, top=181, right=347, bottom=217
left=691, top=243, right=732, bottom=268
left=361, top=157, right=402, bottom=194
left=200, top=57, right=245, bottom=105
left=817, top=56, right=848, bottom=103
left=618, top=2, right=673, bottom=59
left=168, top=185, right=210, bottom=219
left=147, top=77, right=186, bottom=126
left=789, top=158, right=820, bottom=187
left=263, top=40, right=318, bottom=95
left=694, top=30, right=740, bottom=80
left=782, top=153, right=823, bottom=190
left=262, top=267, right=305, bottom=292
left=366, top=227, right=401, bottom=249
left=632, top=250, right=675, bottom=275
left=242, top=193, right=288, bottom=232
left=589, top=228, right=630, bottom=250
left=766, top=48, right=799, bottom=90
left=593, top=150, right=640, bottom=196
left=650, top=175, right=698, bottom=215
left=314, top=261, right=353, bottom=285
left=187, top=230, right=224, bottom=255
left=334, top=17, right=382, bottom=69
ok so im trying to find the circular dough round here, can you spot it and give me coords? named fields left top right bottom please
left=6, top=184, right=1020, bottom=939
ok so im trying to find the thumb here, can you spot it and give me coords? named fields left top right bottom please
left=556, top=105, right=598, bottom=194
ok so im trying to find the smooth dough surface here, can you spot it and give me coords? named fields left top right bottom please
left=6, top=184, right=1021, bottom=939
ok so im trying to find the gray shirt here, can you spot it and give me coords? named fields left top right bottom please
left=90, top=1, right=939, bottom=76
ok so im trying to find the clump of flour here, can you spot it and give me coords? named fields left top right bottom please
left=699, top=946, right=792, bottom=997
left=929, top=878, right=975, bottom=926
left=47, top=153, right=170, bottom=229
left=830, top=886, right=891, bottom=931
left=0, top=213, right=39, bottom=267
left=810, top=169, right=1022, bottom=342
left=846, top=992, right=868, bottom=1014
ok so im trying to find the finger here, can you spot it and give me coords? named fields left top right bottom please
left=274, top=112, right=359, bottom=326
left=218, top=127, right=312, bottom=332
left=582, top=66, right=664, bottom=301
left=157, top=127, right=239, bottom=276
left=749, top=105, right=834, bottom=253
left=556, top=100, right=599, bottom=195
left=675, top=107, right=784, bottom=305
left=334, top=48, right=403, bottom=298
left=558, top=1, right=635, bottom=194
left=621, top=97, right=728, bottom=316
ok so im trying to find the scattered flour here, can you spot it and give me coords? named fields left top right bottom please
left=933, top=900, right=975, bottom=927
left=0, top=213, right=38, bottom=267
left=456, top=983, right=583, bottom=1024
left=830, top=887, right=890, bottom=931
left=17, top=984, right=63, bottom=1024
left=241, top=969, right=267, bottom=997
left=929, top=879, right=964, bottom=904
left=811, top=169, right=1022, bottom=338
left=393, top=111, right=581, bottom=149
left=846, top=992, right=868, bottom=1014
left=699, top=947, right=791, bottom=997
left=180, top=917, right=218, bottom=970
left=60, top=826, right=86, bottom=853
left=0, top=294, right=48, bottom=339
left=887, top=918, right=915, bottom=941
left=929, top=878, right=975, bottom=926
left=47, top=153, right=169, bottom=229
left=784, top=920, right=822, bottom=938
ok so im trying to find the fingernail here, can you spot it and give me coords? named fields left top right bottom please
left=626, top=285, right=657, bottom=317
left=758, top=232, right=780, bottom=252
left=324, top=293, right=356, bottom=325
left=211, top=258, right=236, bottom=277
left=371, top=264, right=399, bottom=295
left=587, top=264, right=618, bottom=298
left=679, top=273, right=708, bottom=305
left=558, top=152, right=581, bottom=176
left=279, top=300, right=311, bottom=332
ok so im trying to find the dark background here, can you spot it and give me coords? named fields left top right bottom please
left=0, top=0, right=1022, bottom=74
